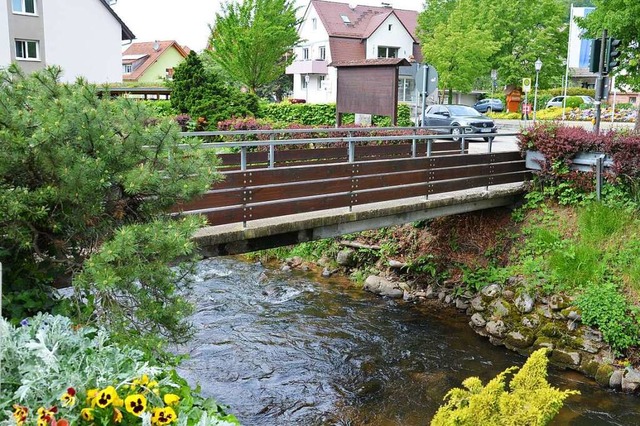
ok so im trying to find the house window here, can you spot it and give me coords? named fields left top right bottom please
left=303, top=47, right=309, bottom=60
left=397, top=77, right=416, bottom=103
left=312, top=18, right=317, bottom=30
left=388, top=24, right=392, bottom=31
left=12, top=0, right=36, bottom=14
left=378, top=46, right=399, bottom=58
left=630, top=97, right=637, bottom=104
left=319, top=46, right=326, bottom=60
left=123, top=64, right=132, bottom=74
left=15, top=39, right=39, bottom=60
left=166, top=68, right=174, bottom=79
left=318, top=75, right=325, bottom=89
left=302, top=75, right=309, bottom=89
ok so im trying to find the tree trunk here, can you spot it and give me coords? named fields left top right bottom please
left=448, top=87, right=453, bottom=104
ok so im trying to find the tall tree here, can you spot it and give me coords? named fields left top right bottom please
left=418, top=0, right=498, bottom=102
left=208, top=0, right=300, bottom=93
left=577, top=0, right=640, bottom=130
left=418, top=0, right=567, bottom=95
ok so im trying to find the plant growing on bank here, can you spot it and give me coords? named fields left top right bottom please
left=0, top=65, right=217, bottom=352
left=431, top=348, right=579, bottom=425
left=0, top=314, right=240, bottom=425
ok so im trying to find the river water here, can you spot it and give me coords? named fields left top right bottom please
left=174, top=257, right=640, bottom=425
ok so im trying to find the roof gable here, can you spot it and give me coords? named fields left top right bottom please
left=122, top=41, right=190, bottom=81
left=310, top=0, right=418, bottom=40
left=98, top=0, right=135, bottom=40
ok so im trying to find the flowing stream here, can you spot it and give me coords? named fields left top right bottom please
left=174, top=257, right=640, bottom=425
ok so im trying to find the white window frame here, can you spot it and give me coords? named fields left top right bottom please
left=378, top=46, right=399, bottom=58
left=318, top=75, right=325, bottom=90
left=319, top=46, right=326, bottom=61
left=12, top=0, right=37, bottom=15
left=15, top=39, right=39, bottom=61
left=302, top=47, right=309, bottom=60
left=302, top=75, right=308, bottom=89
left=123, top=64, right=132, bottom=74
left=312, top=18, right=317, bottom=30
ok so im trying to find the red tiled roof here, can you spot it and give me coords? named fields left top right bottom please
left=310, top=0, right=419, bottom=41
left=122, top=40, right=190, bottom=81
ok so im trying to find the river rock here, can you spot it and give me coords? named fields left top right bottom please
left=567, top=310, right=582, bottom=322
left=610, top=370, right=623, bottom=389
left=566, top=320, right=578, bottom=332
left=549, top=295, right=569, bottom=311
left=502, top=289, right=515, bottom=301
left=281, top=265, right=291, bottom=272
left=321, top=267, right=332, bottom=277
left=486, top=320, right=507, bottom=338
left=444, top=295, right=453, bottom=304
left=363, top=275, right=403, bottom=298
left=514, top=293, right=535, bottom=313
left=489, top=299, right=510, bottom=318
left=470, top=296, right=485, bottom=312
left=438, top=291, right=446, bottom=302
left=521, top=314, right=539, bottom=329
left=336, top=249, right=356, bottom=267
left=622, top=369, right=640, bottom=393
left=389, top=259, right=407, bottom=269
left=470, top=313, right=486, bottom=328
left=425, top=285, right=435, bottom=299
left=482, top=284, right=501, bottom=298
left=455, top=298, right=470, bottom=310
left=551, top=349, right=581, bottom=367
left=505, top=331, right=534, bottom=349
left=595, top=364, right=615, bottom=387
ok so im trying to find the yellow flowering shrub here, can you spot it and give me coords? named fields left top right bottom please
left=431, top=349, right=580, bottom=426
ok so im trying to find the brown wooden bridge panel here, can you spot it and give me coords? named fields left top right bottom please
left=176, top=149, right=528, bottom=226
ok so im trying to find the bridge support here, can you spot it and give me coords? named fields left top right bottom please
left=194, top=185, right=525, bottom=257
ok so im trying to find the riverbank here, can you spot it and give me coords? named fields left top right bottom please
left=256, top=203, right=640, bottom=396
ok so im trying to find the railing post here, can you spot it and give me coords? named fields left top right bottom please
left=460, top=132, right=466, bottom=154
left=269, top=134, right=275, bottom=168
left=596, top=154, right=604, bottom=201
left=240, top=146, right=247, bottom=171
left=411, top=129, right=417, bottom=158
left=347, top=131, right=355, bottom=163
left=427, top=139, right=432, bottom=158
left=348, top=131, right=355, bottom=212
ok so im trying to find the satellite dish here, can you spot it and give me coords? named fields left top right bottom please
left=348, top=2, right=356, bottom=10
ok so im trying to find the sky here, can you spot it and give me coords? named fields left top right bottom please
left=111, top=0, right=424, bottom=52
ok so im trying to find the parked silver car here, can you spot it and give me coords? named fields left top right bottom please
left=546, top=95, right=595, bottom=108
left=473, top=98, right=504, bottom=113
left=423, top=104, right=497, bottom=141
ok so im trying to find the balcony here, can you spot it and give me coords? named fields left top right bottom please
left=285, top=59, right=328, bottom=75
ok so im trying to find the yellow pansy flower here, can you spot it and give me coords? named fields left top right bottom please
left=151, top=407, right=177, bottom=425
left=81, top=408, right=94, bottom=421
left=124, top=394, right=147, bottom=417
left=163, top=393, right=180, bottom=406
left=94, top=386, right=119, bottom=408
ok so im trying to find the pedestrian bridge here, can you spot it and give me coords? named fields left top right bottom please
left=174, top=126, right=530, bottom=256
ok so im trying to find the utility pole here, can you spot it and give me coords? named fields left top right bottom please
left=594, top=29, right=607, bottom=134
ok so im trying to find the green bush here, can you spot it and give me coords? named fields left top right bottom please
left=431, top=348, right=579, bottom=426
left=139, top=100, right=176, bottom=117
left=565, top=96, right=585, bottom=108
left=170, top=51, right=259, bottom=129
left=0, top=64, right=217, bottom=352
left=576, top=283, right=640, bottom=354
left=259, top=102, right=412, bottom=127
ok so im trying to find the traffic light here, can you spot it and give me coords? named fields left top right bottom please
left=589, top=38, right=601, bottom=73
left=606, top=38, right=622, bottom=73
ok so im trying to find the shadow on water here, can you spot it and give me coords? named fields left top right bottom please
left=174, top=257, right=640, bottom=425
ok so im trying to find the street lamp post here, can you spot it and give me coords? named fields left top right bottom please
left=532, top=58, right=542, bottom=124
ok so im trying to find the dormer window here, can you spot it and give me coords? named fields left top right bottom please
left=12, top=0, right=36, bottom=15
left=340, top=15, right=351, bottom=24
left=123, top=64, right=132, bottom=74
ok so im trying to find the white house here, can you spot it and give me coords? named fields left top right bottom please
left=0, top=0, right=135, bottom=83
left=286, top=0, right=421, bottom=103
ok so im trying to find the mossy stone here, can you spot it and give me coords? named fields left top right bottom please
left=595, top=364, right=615, bottom=387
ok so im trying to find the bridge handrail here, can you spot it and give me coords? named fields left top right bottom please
left=180, top=125, right=435, bottom=138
